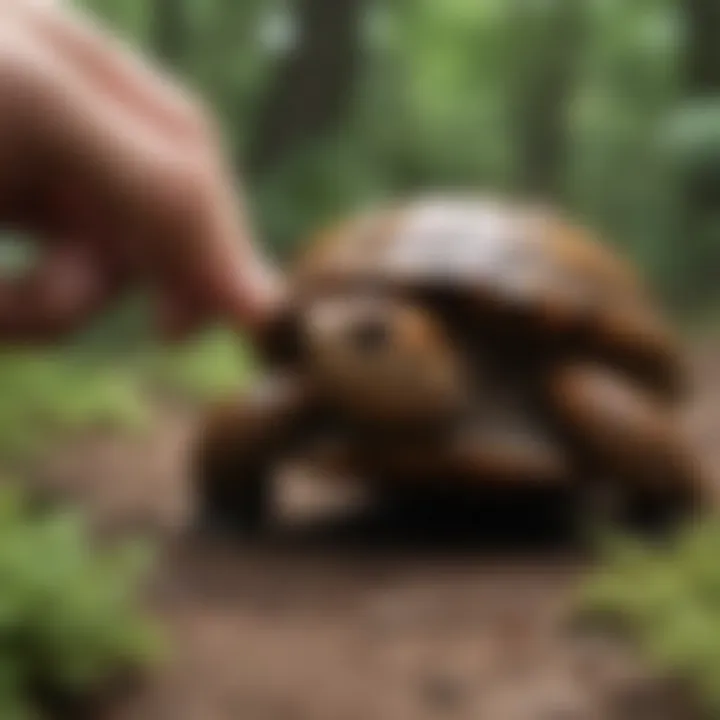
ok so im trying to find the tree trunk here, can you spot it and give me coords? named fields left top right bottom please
left=246, top=0, right=365, bottom=178
left=684, top=0, right=720, bottom=207
left=152, top=0, right=188, bottom=70
left=513, top=1, right=586, bottom=201
left=686, top=0, right=720, bottom=95
left=679, top=0, right=720, bottom=305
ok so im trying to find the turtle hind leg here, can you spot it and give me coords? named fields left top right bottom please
left=192, top=375, right=313, bottom=539
left=547, top=362, right=708, bottom=535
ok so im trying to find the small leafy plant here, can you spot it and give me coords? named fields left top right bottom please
left=140, top=328, right=256, bottom=401
left=0, top=352, right=150, bottom=464
left=579, top=519, right=720, bottom=716
left=0, top=485, right=161, bottom=719
left=0, top=330, right=253, bottom=464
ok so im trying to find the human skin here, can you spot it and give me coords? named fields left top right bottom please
left=0, top=0, right=281, bottom=343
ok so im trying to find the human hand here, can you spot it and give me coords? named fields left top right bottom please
left=0, top=0, right=281, bottom=343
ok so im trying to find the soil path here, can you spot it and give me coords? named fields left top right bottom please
left=35, top=346, right=720, bottom=720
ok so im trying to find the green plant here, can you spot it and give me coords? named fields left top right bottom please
left=0, top=484, right=161, bottom=719
left=0, top=352, right=151, bottom=464
left=141, top=328, right=257, bottom=401
left=579, top=519, right=720, bottom=716
left=0, top=329, right=255, bottom=468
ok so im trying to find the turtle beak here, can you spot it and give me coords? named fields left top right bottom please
left=301, top=295, right=469, bottom=425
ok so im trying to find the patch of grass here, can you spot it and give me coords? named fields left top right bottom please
left=0, top=333, right=256, bottom=716
left=579, top=519, right=720, bottom=716
left=0, top=484, right=161, bottom=719
left=140, top=328, right=257, bottom=402
left=0, top=330, right=256, bottom=464
left=0, top=351, right=151, bottom=464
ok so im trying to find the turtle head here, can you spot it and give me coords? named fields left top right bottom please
left=301, top=294, right=470, bottom=426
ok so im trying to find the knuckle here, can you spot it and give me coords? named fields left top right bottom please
left=175, top=92, right=219, bottom=147
left=0, top=32, right=59, bottom=128
left=151, top=153, right=212, bottom=221
left=0, top=41, right=37, bottom=130
left=0, top=33, right=30, bottom=87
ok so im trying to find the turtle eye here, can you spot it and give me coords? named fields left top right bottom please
left=349, top=316, right=390, bottom=353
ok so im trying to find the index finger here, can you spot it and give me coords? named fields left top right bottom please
left=15, top=0, right=209, bottom=140
left=0, top=29, right=280, bottom=333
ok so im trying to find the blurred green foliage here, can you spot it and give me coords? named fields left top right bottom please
left=0, top=485, right=160, bottom=719
left=72, top=0, right=720, bottom=314
left=0, top=2, right=718, bottom=712
left=140, top=328, right=257, bottom=403
left=0, top=352, right=149, bottom=465
left=0, top=330, right=252, bottom=465
left=580, top=522, right=720, bottom=716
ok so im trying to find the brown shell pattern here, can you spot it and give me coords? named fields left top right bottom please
left=291, top=196, right=682, bottom=396
left=297, top=198, right=632, bottom=302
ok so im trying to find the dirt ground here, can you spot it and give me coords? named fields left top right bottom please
left=34, top=344, right=720, bottom=720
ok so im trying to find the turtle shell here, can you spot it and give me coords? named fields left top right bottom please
left=277, top=196, right=683, bottom=399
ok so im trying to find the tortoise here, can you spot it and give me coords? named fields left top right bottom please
left=192, top=195, right=707, bottom=536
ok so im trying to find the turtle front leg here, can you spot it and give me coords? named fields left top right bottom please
left=192, top=374, right=314, bottom=537
left=548, top=363, right=708, bottom=532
